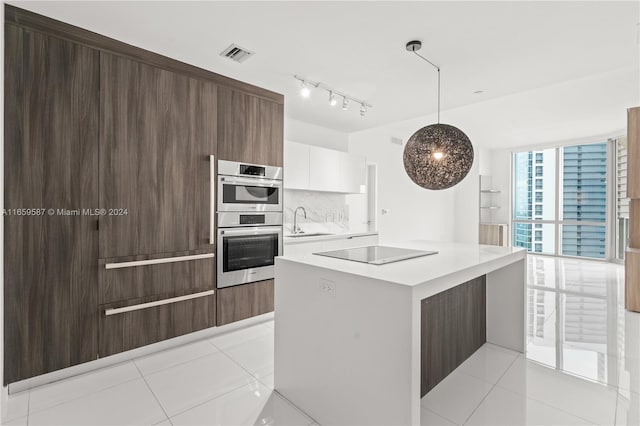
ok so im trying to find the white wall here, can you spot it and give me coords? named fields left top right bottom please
left=348, top=125, right=457, bottom=244
left=348, top=65, right=637, bottom=245
left=284, top=117, right=348, bottom=151
left=489, top=149, right=513, bottom=227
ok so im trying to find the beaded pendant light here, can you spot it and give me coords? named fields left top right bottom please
left=403, top=40, right=474, bottom=190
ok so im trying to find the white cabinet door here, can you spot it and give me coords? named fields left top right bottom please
left=284, top=141, right=310, bottom=189
left=285, top=142, right=366, bottom=194
left=309, top=146, right=341, bottom=192
left=340, top=152, right=366, bottom=193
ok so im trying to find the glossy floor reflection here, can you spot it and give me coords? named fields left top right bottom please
left=422, top=255, right=640, bottom=425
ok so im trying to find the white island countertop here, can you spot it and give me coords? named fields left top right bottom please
left=277, top=240, right=526, bottom=287
left=275, top=240, right=527, bottom=425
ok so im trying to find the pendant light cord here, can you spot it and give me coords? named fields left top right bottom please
left=412, top=51, right=441, bottom=124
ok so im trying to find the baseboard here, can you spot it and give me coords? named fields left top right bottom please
left=8, top=312, right=274, bottom=394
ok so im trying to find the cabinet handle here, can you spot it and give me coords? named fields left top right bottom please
left=221, top=227, right=280, bottom=236
left=105, top=253, right=214, bottom=269
left=220, top=176, right=282, bottom=187
left=104, top=290, right=215, bottom=316
left=210, top=155, right=215, bottom=245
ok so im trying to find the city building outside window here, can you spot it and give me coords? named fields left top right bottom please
left=512, top=141, right=610, bottom=259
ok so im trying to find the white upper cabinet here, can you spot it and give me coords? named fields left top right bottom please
left=284, top=141, right=366, bottom=193
left=283, top=141, right=310, bottom=189
left=340, top=152, right=366, bottom=193
left=309, top=146, right=342, bottom=192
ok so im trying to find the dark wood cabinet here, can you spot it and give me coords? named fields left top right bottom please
left=99, top=52, right=217, bottom=259
left=99, top=251, right=215, bottom=304
left=98, top=53, right=218, bottom=355
left=4, top=25, right=100, bottom=384
left=5, top=5, right=284, bottom=384
left=217, top=280, right=274, bottom=326
left=217, top=86, right=284, bottom=167
left=421, top=276, right=486, bottom=396
left=99, top=290, right=215, bottom=357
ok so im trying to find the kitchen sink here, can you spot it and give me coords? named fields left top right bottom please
left=287, top=232, right=334, bottom=238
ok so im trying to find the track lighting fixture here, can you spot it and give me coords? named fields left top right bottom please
left=300, top=81, right=311, bottom=98
left=329, top=91, right=337, bottom=107
left=293, top=75, right=372, bottom=117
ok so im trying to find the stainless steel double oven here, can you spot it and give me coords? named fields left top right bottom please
left=217, top=160, right=283, bottom=288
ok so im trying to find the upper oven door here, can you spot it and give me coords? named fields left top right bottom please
left=218, top=176, right=283, bottom=212
left=217, top=226, right=283, bottom=288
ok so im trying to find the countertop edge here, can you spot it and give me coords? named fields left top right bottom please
left=276, top=242, right=527, bottom=288
left=283, top=231, right=379, bottom=245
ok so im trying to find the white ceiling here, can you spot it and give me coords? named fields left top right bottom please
left=8, top=1, right=640, bottom=133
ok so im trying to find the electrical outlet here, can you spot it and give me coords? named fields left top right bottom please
left=319, top=278, right=336, bottom=298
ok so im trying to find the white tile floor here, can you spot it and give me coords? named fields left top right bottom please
left=1, top=322, right=314, bottom=426
left=2, top=254, right=639, bottom=425
left=422, top=255, right=640, bottom=426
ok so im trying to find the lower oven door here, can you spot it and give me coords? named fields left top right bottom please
left=217, top=226, right=283, bottom=288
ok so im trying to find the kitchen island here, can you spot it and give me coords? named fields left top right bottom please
left=274, top=240, right=526, bottom=426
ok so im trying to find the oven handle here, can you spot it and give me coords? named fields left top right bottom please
left=219, top=176, right=282, bottom=187
left=220, top=227, right=282, bottom=236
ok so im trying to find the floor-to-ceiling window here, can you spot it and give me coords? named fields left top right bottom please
left=615, top=137, right=629, bottom=261
left=512, top=141, right=611, bottom=259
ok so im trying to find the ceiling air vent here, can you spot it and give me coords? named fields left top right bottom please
left=220, top=44, right=254, bottom=63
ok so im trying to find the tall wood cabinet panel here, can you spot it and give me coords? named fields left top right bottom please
left=627, top=106, right=640, bottom=312
left=4, top=26, right=100, bottom=384
left=421, top=276, right=486, bottom=396
left=628, top=107, right=639, bottom=200
left=217, top=86, right=283, bottom=167
left=99, top=52, right=217, bottom=259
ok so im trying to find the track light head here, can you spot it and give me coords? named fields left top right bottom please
left=300, top=81, right=311, bottom=98
left=342, top=97, right=349, bottom=110
left=329, top=91, right=337, bottom=107
left=360, top=104, right=367, bottom=116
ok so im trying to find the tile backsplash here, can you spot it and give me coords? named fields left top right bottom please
left=283, top=190, right=349, bottom=234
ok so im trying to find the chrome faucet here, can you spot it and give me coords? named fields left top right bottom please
left=293, top=206, right=307, bottom=234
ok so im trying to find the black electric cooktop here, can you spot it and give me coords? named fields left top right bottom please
left=313, top=245, right=438, bottom=265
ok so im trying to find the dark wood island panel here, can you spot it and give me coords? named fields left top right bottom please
left=421, top=275, right=487, bottom=396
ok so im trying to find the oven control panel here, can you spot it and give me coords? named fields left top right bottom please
left=240, top=214, right=266, bottom=225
